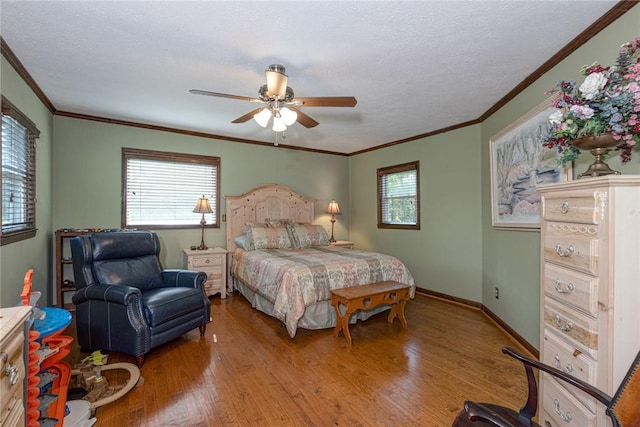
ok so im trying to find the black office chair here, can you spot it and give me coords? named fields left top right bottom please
left=71, top=231, right=211, bottom=366
left=452, top=346, right=640, bottom=427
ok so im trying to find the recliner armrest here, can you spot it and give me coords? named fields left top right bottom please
left=161, top=269, right=207, bottom=290
left=72, top=283, right=142, bottom=306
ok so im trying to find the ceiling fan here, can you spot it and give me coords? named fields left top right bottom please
left=190, top=64, right=357, bottom=132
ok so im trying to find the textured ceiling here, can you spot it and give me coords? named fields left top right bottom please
left=0, top=1, right=620, bottom=153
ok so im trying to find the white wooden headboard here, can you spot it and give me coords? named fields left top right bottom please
left=224, top=184, right=316, bottom=252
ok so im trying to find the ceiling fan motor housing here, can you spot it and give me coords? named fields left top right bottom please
left=268, top=64, right=286, bottom=74
left=259, top=85, right=294, bottom=102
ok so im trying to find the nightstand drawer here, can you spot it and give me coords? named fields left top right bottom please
left=190, top=255, right=223, bottom=268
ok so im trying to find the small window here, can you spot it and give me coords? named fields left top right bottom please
left=1, top=97, right=39, bottom=245
left=122, top=148, right=220, bottom=229
left=377, top=161, right=420, bottom=230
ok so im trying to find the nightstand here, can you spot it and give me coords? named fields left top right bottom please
left=330, top=240, right=354, bottom=249
left=183, top=247, right=227, bottom=298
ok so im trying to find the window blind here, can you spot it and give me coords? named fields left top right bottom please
left=1, top=97, right=38, bottom=245
left=377, top=161, right=420, bottom=229
left=123, top=148, right=220, bottom=228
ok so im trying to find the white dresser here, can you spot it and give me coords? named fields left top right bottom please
left=538, top=176, right=640, bottom=426
left=0, top=306, right=31, bottom=427
left=183, top=247, right=228, bottom=298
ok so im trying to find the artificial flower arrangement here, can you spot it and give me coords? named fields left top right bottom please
left=542, top=37, right=640, bottom=166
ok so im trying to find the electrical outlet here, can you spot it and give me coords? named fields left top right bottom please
left=494, top=287, right=500, bottom=299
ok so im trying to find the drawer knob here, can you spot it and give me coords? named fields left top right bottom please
left=555, top=314, right=573, bottom=332
left=553, top=399, right=573, bottom=422
left=3, top=362, right=20, bottom=386
left=554, top=279, right=575, bottom=294
left=554, top=354, right=574, bottom=373
left=555, top=244, right=574, bottom=258
left=560, top=201, right=570, bottom=214
left=205, top=259, right=210, bottom=264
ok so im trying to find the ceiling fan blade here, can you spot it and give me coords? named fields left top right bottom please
left=265, top=70, right=288, bottom=99
left=231, top=108, right=265, bottom=124
left=295, top=97, right=357, bottom=107
left=291, top=108, right=319, bottom=128
left=189, top=89, right=262, bottom=103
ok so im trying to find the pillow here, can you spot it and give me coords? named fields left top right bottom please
left=289, top=224, right=330, bottom=248
left=234, top=234, right=254, bottom=251
left=247, top=226, right=293, bottom=250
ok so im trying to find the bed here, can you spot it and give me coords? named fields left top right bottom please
left=225, top=184, right=415, bottom=337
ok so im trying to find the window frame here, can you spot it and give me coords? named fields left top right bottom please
left=1, top=96, right=39, bottom=246
left=121, top=147, right=221, bottom=230
left=377, top=161, right=420, bottom=230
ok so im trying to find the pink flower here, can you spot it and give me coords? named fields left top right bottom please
left=569, top=104, right=595, bottom=119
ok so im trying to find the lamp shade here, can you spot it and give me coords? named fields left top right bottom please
left=280, top=107, right=298, bottom=126
left=326, top=200, right=341, bottom=215
left=193, top=195, right=213, bottom=214
left=253, top=108, right=272, bottom=128
left=272, top=115, right=287, bottom=132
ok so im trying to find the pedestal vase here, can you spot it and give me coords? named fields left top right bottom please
left=573, top=134, right=621, bottom=178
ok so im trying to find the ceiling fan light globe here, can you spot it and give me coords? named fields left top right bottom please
left=253, top=108, right=272, bottom=127
left=281, top=107, right=298, bottom=126
left=272, top=116, right=287, bottom=132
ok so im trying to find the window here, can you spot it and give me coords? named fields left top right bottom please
left=377, top=161, right=420, bottom=230
left=1, top=97, right=39, bottom=245
left=122, top=148, right=220, bottom=229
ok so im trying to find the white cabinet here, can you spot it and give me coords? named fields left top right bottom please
left=538, top=176, right=640, bottom=426
left=183, top=248, right=228, bottom=298
left=0, top=306, right=31, bottom=427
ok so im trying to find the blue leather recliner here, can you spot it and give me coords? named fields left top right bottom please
left=70, top=231, right=211, bottom=366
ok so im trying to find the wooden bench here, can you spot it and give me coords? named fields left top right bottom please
left=330, top=281, right=411, bottom=348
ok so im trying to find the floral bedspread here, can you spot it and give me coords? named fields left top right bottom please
left=231, top=246, right=415, bottom=337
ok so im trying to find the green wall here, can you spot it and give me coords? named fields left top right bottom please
left=52, top=117, right=350, bottom=273
left=350, top=125, right=484, bottom=300
left=350, top=5, right=640, bottom=349
left=0, top=56, right=54, bottom=307
left=481, top=5, right=640, bottom=348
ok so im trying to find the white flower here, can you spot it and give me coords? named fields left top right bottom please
left=548, top=109, right=564, bottom=125
left=579, top=72, right=607, bottom=100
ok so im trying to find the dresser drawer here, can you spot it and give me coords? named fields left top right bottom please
left=543, top=194, right=601, bottom=224
left=544, top=231, right=599, bottom=276
left=541, top=376, right=596, bottom=427
left=0, top=332, right=25, bottom=426
left=189, top=255, right=223, bottom=268
left=543, top=264, right=599, bottom=316
left=544, top=299, right=598, bottom=358
left=542, top=331, right=597, bottom=412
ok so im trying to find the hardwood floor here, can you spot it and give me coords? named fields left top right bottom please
left=68, top=293, right=533, bottom=426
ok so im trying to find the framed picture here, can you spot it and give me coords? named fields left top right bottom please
left=490, top=99, right=571, bottom=229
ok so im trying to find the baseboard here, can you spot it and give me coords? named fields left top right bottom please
left=416, top=287, right=482, bottom=309
left=416, top=287, right=539, bottom=358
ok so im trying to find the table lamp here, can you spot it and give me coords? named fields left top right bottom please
left=326, top=199, right=341, bottom=243
left=193, top=195, right=213, bottom=250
